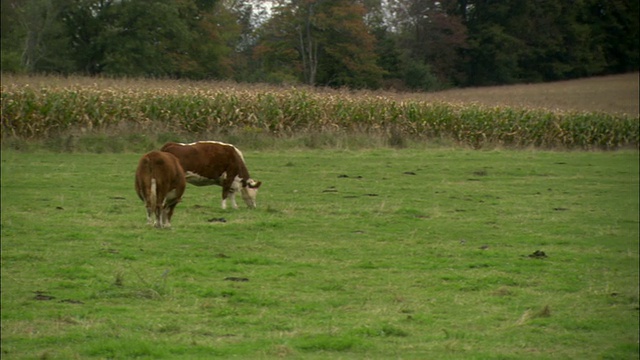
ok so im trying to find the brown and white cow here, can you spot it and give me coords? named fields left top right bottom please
left=161, top=141, right=262, bottom=209
left=135, top=150, right=186, bottom=228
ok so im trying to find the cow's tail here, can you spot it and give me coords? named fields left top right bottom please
left=149, top=178, right=158, bottom=215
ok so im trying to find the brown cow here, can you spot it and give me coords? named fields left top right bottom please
left=135, top=150, right=186, bottom=228
left=161, top=141, right=262, bottom=209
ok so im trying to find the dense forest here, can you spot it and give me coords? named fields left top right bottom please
left=1, top=0, right=638, bottom=90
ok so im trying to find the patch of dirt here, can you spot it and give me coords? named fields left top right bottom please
left=528, top=250, right=548, bottom=259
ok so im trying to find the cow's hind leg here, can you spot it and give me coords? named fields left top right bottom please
left=159, top=208, right=170, bottom=228
left=146, top=207, right=154, bottom=225
left=154, top=207, right=163, bottom=228
left=162, top=204, right=177, bottom=228
left=161, top=192, right=180, bottom=228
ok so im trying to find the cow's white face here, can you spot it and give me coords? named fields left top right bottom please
left=241, top=179, right=262, bottom=209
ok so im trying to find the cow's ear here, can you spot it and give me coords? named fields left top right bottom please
left=250, top=181, right=262, bottom=189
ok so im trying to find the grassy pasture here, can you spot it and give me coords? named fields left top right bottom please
left=1, top=149, right=638, bottom=359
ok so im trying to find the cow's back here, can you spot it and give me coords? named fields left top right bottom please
left=161, top=141, right=242, bottom=180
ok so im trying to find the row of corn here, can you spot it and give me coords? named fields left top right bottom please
left=2, top=84, right=638, bottom=149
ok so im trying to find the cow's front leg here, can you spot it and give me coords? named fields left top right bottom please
left=221, top=189, right=239, bottom=209
left=221, top=188, right=230, bottom=210
left=221, top=178, right=240, bottom=210
left=229, top=191, right=239, bottom=209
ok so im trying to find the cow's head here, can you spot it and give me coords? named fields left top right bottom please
left=241, top=179, right=262, bottom=209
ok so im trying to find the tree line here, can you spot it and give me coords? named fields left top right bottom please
left=2, top=0, right=638, bottom=90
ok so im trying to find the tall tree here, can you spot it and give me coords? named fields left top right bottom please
left=314, top=0, right=383, bottom=87
left=61, top=0, right=115, bottom=75
left=255, top=0, right=383, bottom=88
left=1, top=0, right=74, bottom=73
left=384, top=0, right=468, bottom=87
left=182, top=0, right=241, bottom=79
left=224, top=0, right=271, bottom=82
left=56, top=0, right=239, bottom=78
left=1, top=0, right=26, bottom=71
left=461, top=0, right=638, bottom=85
left=2, top=0, right=636, bottom=87
left=587, top=0, right=639, bottom=74
left=98, top=0, right=192, bottom=76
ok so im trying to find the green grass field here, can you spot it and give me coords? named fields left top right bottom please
left=1, top=148, right=638, bottom=359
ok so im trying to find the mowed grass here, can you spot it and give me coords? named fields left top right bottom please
left=1, top=149, right=638, bottom=359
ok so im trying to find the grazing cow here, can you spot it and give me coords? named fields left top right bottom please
left=135, top=151, right=186, bottom=228
left=161, top=141, right=262, bottom=209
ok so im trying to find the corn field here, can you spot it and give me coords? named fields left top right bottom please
left=1, top=78, right=638, bottom=150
